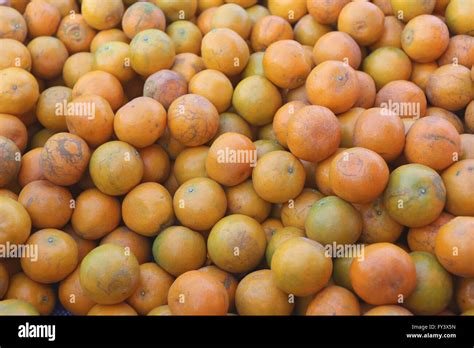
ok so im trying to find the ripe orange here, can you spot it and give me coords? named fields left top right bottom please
left=58, top=267, right=96, bottom=315
left=21, top=229, right=78, bottom=284
left=0, top=68, right=39, bottom=116
left=313, top=32, right=361, bottom=69
left=364, top=305, right=413, bottom=316
left=198, top=265, right=238, bottom=312
left=438, top=35, right=474, bottom=68
left=338, top=1, right=384, bottom=46
left=0, top=136, right=21, bottom=187
left=171, top=52, right=205, bottom=83
left=211, top=3, right=251, bottom=39
left=0, top=38, right=32, bottom=71
left=307, top=0, right=350, bottom=25
left=266, top=226, right=305, bottom=266
left=122, top=2, right=166, bottom=39
left=87, top=303, right=137, bottom=316
left=36, top=86, right=71, bottom=132
left=189, top=69, right=233, bottom=113
left=167, top=20, right=203, bottom=55
left=62, top=52, right=94, bottom=88
left=272, top=101, right=307, bottom=148
left=154, top=0, right=197, bottom=22
left=267, top=0, right=307, bottom=24
left=143, top=70, right=188, bottom=110
left=442, top=160, right=474, bottom=216
left=0, top=6, right=27, bottom=42
left=0, top=196, right=31, bottom=245
left=81, top=0, right=124, bottom=30
left=27, top=37, right=69, bottom=80
left=370, top=16, right=404, bottom=50
left=225, top=180, right=271, bottom=223
left=56, top=14, right=96, bottom=54
left=306, top=285, right=361, bottom=316
left=280, top=188, right=324, bottom=230
left=390, top=0, right=436, bottom=22
left=251, top=15, right=293, bottom=52
left=90, top=29, right=129, bottom=53
left=445, top=0, right=474, bottom=36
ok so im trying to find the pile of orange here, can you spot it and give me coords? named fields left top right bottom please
left=0, top=0, right=473, bottom=316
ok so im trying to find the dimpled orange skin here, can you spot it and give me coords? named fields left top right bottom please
left=65, top=94, right=114, bottom=148
left=405, top=116, right=461, bottom=171
left=350, top=243, right=417, bottom=305
left=0, top=68, right=39, bottom=116
left=305, top=60, right=359, bottom=114
left=206, top=132, right=256, bottom=187
left=442, top=160, right=474, bottom=217
left=168, top=270, right=229, bottom=316
left=329, top=147, right=389, bottom=204
left=167, top=94, right=219, bottom=147
left=313, top=31, right=362, bottom=69
left=201, top=28, right=249, bottom=77
left=71, top=188, right=121, bottom=240
left=18, top=180, right=73, bottom=229
left=21, top=229, right=78, bottom=284
left=287, top=105, right=341, bottom=163
left=306, top=285, right=361, bottom=316
left=40, top=132, right=91, bottom=186
left=263, top=40, right=311, bottom=89
left=144, top=70, right=188, bottom=110
left=250, top=15, right=293, bottom=52
left=252, top=151, right=306, bottom=204
left=353, top=107, right=405, bottom=162
left=435, top=217, right=474, bottom=278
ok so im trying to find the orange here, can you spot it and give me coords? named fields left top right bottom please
left=350, top=243, right=417, bottom=305
left=80, top=244, right=140, bottom=304
left=206, top=132, right=256, bottom=186
left=81, top=0, right=124, bottom=30
left=139, top=145, right=171, bottom=184
left=40, top=132, right=90, bottom=186
left=207, top=214, right=266, bottom=273
left=0, top=39, right=31, bottom=71
left=267, top=0, right=307, bottom=24
left=390, top=0, right=436, bottom=22
left=63, top=225, right=97, bottom=263
left=158, top=127, right=187, bottom=160
left=307, top=0, right=350, bottom=25
left=153, top=0, right=198, bottom=22
left=0, top=68, right=39, bottom=116
left=271, top=237, right=332, bottom=296
left=445, top=0, right=474, bottom=36
left=438, top=35, right=474, bottom=68
left=62, top=52, right=94, bottom=88
left=287, top=105, right=341, bottom=162
left=442, top=160, right=474, bottom=216
left=18, top=180, right=73, bottom=229
left=56, top=14, right=96, bottom=54
left=338, top=2, right=384, bottom=46
left=338, top=109, right=364, bottom=148
left=24, top=0, right=61, bottom=38
left=5, top=272, right=55, bottom=315
left=211, top=3, right=251, bottom=39
left=201, top=28, right=249, bottom=76
left=0, top=136, right=20, bottom=187
left=426, top=64, right=472, bottom=111
left=114, top=97, right=167, bottom=149
left=66, top=94, right=115, bottom=148
left=143, top=69, right=188, bottom=110
left=127, top=263, right=174, bottom=315
left=122, top=2, right=166, bottom=39
left=89, top=141, right=144, bottom=196
left=265, top=226, right=305, bottom=266
left=353, top=107, right=405, bottom=162
left=435, top=217, right=474, bottom=277
left=235, top=269, right=294, bottom=315
left=58, top=267, right=96, bottom=315
left=90, top=29, right=129, bottom=53
left=189, top=69, right=233, bottom=113
left=356, top=196, right=404, bottom=244
left=242, top=52, right=265, bottom=78
left=306, top=196, right=362, bottom=245
left=225, top=180, right=271, bottom=223
left=168, top=94, right=219, bottom=146
left=92, top=41, right=135, bottom=83
left=171, top=52, right=205, bottom=83
left=87, top=303, right=137, bottom=316
left=252, top=151, right=306, bottom=204
left=152, top=226, right=206, bottom=276
left=375, top=80, right=427, bottom=119
left=167, top=270, right=228, bottom=315
left=197, top=7, right=219, bottom=35
left=122, top=183, right=174, bottom=237
left=261, top=218, right=284, bottom=242
left=364, top=305, right=413, bottom=316
left=27, top=37, right=69, bottom=80
left=330, top=147, right=389, bottom=204
left=100, top=226, right=152, bottom=265
left=404, top=251, right=453, bottom=315
left=173, top=146, right=208, bottom=185
left=405, top=116, right=461, bottom=171
left=0, top=6, right=27, bottom=42
left=0, top=196, right=31, bottom=245
left=199, top=265, right=238, bottom=312
left=383, top=164, right=446, bottom=228
left=21, top=229, right=78, bottom=284
left=173, top=177, right=227, bottom=231
left=263, top=40, right=311, bottom=89
left=166, top=20, right=203, bottom=55
left=456, top=278, right=474, bottom=312
left=313, top=32, right=362, bottom=69
left=306, top=285, right=361, bottom=316
left=362, top=47, right=412, bottom=90
left=37, top=86, right=72, bottom=132
left=71, top=188, right=121, bottom=240
left=272, top=101, right=307, bottom=148
left=280, top=188, right=324, bottom=230
left=370, top=16, right=405, bottom=50
left=72, top=70, right=124, bottom=111
left=44, top=0, right=78, bottom=17
left=232, top=75, right=282, bottom=126
left=251, top=15, right=293, bottom=52
left=401, top=15, right=449, bottom=63
left=130, top=29, right=175, bottom=77
left=294, top=14, right=331, bottom=46
left=306, top=60, right=359, bottom=114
